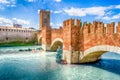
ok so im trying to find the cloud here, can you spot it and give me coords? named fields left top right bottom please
left=13, top=18, right=30, bottom=25
left=0, top=0, right=9, bottom=4
left=112, top=13, right=120, bottom=19
left=115, top=5, right=120, bottom=9
left=50, top=22, right=53, bottom=26
left=0, top=17, right=12, bottom=26
left=62, top=5, right=120, bottom=21
left=54, top=0, right=61, bottom=2
left=64, top=6, right=112, bottom=17
left=26, top=0, right=36, bottom=2
left=54, top=10, right=62, bottom=14
left=0, top=17, right=31, bottom=27
left=64, top=7, right=86, bottom=17
left=38, top=10, right=40, bottom=14
left=99, top=13, right=120, bottom=20
left=0, top=0, right=16, bottom=9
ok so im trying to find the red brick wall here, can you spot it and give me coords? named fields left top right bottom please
left=63, top=19, right=72, bottom=50
left=51, top=28, right=63, bottom=42
left=39, top=18, right=120, bottom=52
left=82, top=21, right=120, bottom=51
left=41, top=26, right=51, bottom=45
left=62, top=19, right=81, bottom=51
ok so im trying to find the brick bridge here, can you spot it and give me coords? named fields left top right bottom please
left=38, top=10, right=120, bottom=64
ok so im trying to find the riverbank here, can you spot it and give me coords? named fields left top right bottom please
left=0, top=41, right=37, bottom=47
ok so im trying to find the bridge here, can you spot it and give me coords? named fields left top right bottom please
left=37, top=10, right=120, bottom=64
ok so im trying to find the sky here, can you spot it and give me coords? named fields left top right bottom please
left=0, top=0, right=120, bottom=29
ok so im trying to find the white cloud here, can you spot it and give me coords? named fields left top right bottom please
left=27, top=0, right=35, bottom=2
left=112, top=13, right=120, bottom=19
left=64, top=6, right=112, bottom=17
left=64, top=7, right=86, bottom=17
left=0, top=17, right=30, bottom=27
left=38, top=10, right=40, bottom=14
left=0, top=17, right=12, bottom=26
left=62, top=5, right=120, bottom=21
left=54, top=10, right=62, bottom=14
left=100, top=13, right=120, bottom=20
left=0, top=0, right=9, bottom=4
left=0, top=0, right=16, bottom=9
left=12, top=18, right=30, bottom=25
left=102, top=16, right=111, bottom=20
left=50, top=22, right=53, bottom=26
left=55, top=0, right=61, bottom=2
left=115, top=5, right=120, bottom=9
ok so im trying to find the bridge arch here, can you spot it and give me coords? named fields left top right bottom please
left=38, top=37, right=42, bottom=45
left=80, top=45, right=120, bottom=63
left=50, top=38, right=63, bottom=51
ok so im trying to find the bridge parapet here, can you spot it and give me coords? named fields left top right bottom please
left=63, top=19, right=81, bottom=28
left=82, top=21, right=119, bottom=35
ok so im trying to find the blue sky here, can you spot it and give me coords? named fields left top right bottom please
left=0, top=0, right=120, bottom=29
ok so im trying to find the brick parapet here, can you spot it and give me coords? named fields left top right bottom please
left=40, top=18, right=120, bottom=52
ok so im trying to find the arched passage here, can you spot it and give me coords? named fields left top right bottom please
left=50, top=38, right=63, bottom=51
left=80, top=45, right=120, bottom=63
left=38, top=37, right=42, bottom=45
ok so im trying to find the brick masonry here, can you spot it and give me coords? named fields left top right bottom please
left=38, top=10, right=120, bottom=63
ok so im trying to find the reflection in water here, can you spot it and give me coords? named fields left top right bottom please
left=0, top=46, right=120, bottom=80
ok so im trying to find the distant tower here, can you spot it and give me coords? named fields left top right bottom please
left=39, top=10, right=50, bottom=30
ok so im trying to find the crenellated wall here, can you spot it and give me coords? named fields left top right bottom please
left=82, top=21, right=120, bottom=51
left=39, top=18, right=120, bottom=63
left=62, top=19, right=81, bottom=51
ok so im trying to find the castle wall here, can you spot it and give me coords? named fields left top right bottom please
left=0, top=26, right=36, bottom=43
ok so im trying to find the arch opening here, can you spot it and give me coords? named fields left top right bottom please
left=38, top=37, right=42, bottom=45
left=80, top=51, right=108, bottom=63
left=50, top=41, right=63, bottom=51
left=80, top=45, right=120, bottom=63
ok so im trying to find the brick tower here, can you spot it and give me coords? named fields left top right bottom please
left=39, top=10, right=51, bottom=51
left=39, top=10, right=50, bottom=30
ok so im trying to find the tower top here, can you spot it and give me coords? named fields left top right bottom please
left=39, top=10, right=50, bottom=14
left=39, top=9, right=50, bottom=30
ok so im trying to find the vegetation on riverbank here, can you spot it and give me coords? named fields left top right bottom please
left=0, top=41, right=38, bottom=47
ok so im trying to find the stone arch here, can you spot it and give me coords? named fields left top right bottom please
left=38, top=37, right=42, bottom=45
left=50, top=38, right=63, bottom=51
left=80, top=45, right=120, bottom=63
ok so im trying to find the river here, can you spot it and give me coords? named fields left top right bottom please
left=0, top=46, right=120, bottom=80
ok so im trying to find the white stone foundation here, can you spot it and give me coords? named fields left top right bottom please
left=63, top=50, right=80, bottom=64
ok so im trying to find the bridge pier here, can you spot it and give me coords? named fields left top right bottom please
left=62, top=50, right=72, bottom=64
left=63, top=50, right=80, bottom=64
